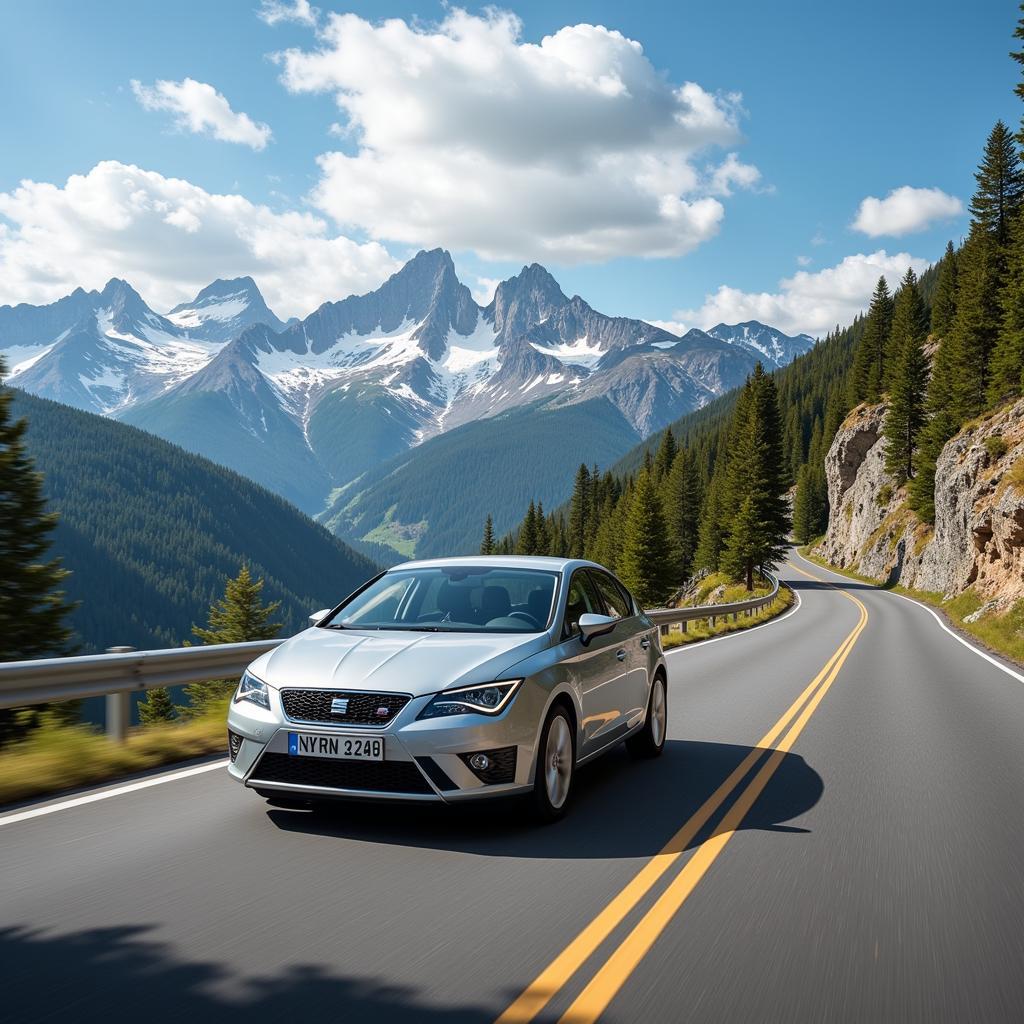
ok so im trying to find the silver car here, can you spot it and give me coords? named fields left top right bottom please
left=227, top=556, right=667, bottom=821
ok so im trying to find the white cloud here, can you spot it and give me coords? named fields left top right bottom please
left=674, top=250, right=930, bottom=338
left=708, top=152, right=763, bottom=196
left=852, top=186, right=963, bottom=238
left=132, top=78, right=273, bottom=150
left=276, top=8, right=757, bottom=262
left=796, top=254, right=812, bottom=267
left=0, top=161, right=398, bottom=319
left=257, top=0, right=318, bottom=27
left=472, top=276, right=501, bottom=305
left=645, top=319, right=687, bottom=337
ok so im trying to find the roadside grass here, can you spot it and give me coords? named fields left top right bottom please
left=686, top=571, right=773, bottom=606
left=662, top=576, right=794, bottom=650
left=797, top=545, right=1024, bottom=668
left=0, top=701, right=231, bottom=807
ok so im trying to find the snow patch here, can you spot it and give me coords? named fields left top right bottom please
left=529, top=336, right=604, bottom=368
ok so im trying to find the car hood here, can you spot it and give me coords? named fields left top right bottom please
left=252, top=628, right=549, bottom=697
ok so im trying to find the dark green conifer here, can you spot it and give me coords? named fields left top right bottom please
left=0, top=357, right=77, bottom=744
left=186, top=565, right=282, bottom=715
left=849, top=277, right=895, bottom=403
left=884, top=268, right=930, bottom=482
left=930, top=241, right=958, bottom=338
left=516, top=501, right=540, bottom=555
left=567, top=464, right=591, bottom=558
left=480, top=514, right=496, bottom=555
left=617, top=468, right=672, bottom=607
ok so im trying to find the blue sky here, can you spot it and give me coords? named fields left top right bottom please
left=0, top=0, right=1019, bottom=335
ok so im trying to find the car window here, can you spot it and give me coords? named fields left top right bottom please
left=590, top=570, right=632, bottom=619
left=325, top=567, right=559, bottom=633
left=562, top=570, right=603, bottom=639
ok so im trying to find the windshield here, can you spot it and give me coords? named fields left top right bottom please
left=322, top=566, right=559, bottom=633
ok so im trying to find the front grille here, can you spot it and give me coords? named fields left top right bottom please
left=459, top=746, right=518, bottom=785
left=251, top=752, right=433, bottom=794
left=281, top=689, right=410, bottom=727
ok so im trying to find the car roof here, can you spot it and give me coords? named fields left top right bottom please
left=391, top=555, right=602, bottom=573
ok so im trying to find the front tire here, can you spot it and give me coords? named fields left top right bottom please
left=627, top=673, right=667, bottom=759
left=532, top=706, right=575, bottom=823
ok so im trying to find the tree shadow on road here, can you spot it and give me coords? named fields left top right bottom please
left=786, top=578, right=879, bottom=591
left=266, top=739, right=823, bottom=860
left=0, top=922, right=489, bottom=1024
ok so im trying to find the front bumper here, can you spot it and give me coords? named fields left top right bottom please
left=227, top=684, right=546, bottom=803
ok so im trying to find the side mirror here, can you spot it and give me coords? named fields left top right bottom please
left=309, top=609, right=332, bottom=627
left=578, top=612, right=616, bottom=645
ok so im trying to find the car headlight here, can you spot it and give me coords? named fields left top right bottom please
left=233, top=670, right=270, bottom=710
left=418, top=680, right=522, bottom=719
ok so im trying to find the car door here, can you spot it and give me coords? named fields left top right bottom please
left=589, top=569, right=650, bottom=725
left=561, top=569, right=632, bottom=753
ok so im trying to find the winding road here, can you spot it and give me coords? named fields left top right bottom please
left=3, top=551, right=1024, bottom=1022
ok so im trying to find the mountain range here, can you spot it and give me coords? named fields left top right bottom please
left=0, top=251, right=815, bottom=559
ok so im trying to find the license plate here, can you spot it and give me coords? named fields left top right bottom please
left=288, top=733, right=384, bottom=761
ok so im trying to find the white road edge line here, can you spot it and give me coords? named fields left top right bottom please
left=664, top=584, right=802, bottom=656
left=793, top=549, right=1024, bottom=685
left=0, top=759, right=229, bottom=827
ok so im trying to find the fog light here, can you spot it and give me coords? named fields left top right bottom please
left=228, top=730, right=243, bottom=762
left=460, top=746, right=517, bottom=784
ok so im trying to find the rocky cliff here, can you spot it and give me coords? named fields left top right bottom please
left=816, top=398, right=1024, bottom=610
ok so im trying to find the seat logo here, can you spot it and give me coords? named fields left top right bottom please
left=330, top=697, right=350, bottom=715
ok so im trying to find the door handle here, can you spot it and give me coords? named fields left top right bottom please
left=616, top=649, right=627, bottom=661
left=640, top=638, right=651, bottom=650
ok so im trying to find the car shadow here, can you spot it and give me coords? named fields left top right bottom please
left=266, top=738, right=823, bottom=859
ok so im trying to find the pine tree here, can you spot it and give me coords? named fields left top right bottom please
left=849, top=277, right=895, bottom=403
left=930, top=241, right=958, bottom=338
left=694, top=469, right=726, bottom=572
left=969, top=120, right=1024, bottom=246
left=720, top=365, right=791, bottom=589
left=516, top=501, right=539, bottom=555
left=185, top=565, right=283, bottom=715
left=661, top=447, right=700, bottom=581
left=652, top=428, right=677, bottom=484
left=792, top=463, right=827, bottom=545
left=480, top=514, right=496, bottom=555
left=535, top=502, right=551, bottom=556
left=138, top=687, right=176, bottom=725
left=1013, top=3, right=1024, bottom=139
left=947, top=231, right=1001, bottom=419
left=567, top=463, right=591, bottom=558
left=0, top=357, right=77, bottom=744
left=992, top=211, right=1024, bottom=405
left=617, top=468, right=673, bottom=607
left=883, top=268, right=930, bottom=482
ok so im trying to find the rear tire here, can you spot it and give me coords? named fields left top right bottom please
left=532, top=706, right=575, bottom=823
left=627, top=673, right=667, bottom=759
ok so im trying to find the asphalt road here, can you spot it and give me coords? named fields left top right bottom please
left=3, top=550, right=1024, bottom=1023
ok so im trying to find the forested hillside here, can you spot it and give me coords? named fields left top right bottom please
left=321, top=397, right=642, bottom=560
left=11, top=390, right=379, bottom=652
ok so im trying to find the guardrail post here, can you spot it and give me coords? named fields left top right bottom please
left=105, top=646, right=135, bottom=742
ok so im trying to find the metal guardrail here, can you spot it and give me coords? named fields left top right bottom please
left=0, top=571, right=782, bottom=741
left=0, top=639, right=284, bottom=741
left=646, top=570, right=781, bottom=632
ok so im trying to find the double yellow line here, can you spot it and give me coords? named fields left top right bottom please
left=497, top=563, right=868, bottom=1024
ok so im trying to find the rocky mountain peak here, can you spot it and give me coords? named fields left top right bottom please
left=485, top=262, right=569, bottom=341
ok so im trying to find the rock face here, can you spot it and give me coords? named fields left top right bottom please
left=817, top=398, right=1024, bottom=606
